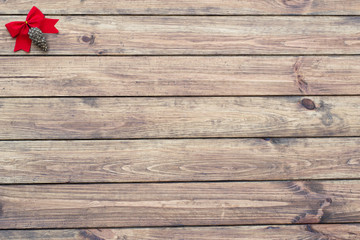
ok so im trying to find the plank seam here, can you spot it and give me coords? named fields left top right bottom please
left=1, top=136, right=360, bottom=141
left=0, top=136, right=360, bottom=141
left=2, top=14, right=360, bottom=17
left=1, top=95, right=360, bottom=98
left=1, top=179, right=360, bottom=186
left=0, top=222, right=359, bottom=231
left=5, top=54, right=360, bottom=56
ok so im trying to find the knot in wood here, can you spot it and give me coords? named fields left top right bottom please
left=301, top=98, right=316, bottom=110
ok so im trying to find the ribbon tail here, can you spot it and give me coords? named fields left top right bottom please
left=14, top=34, right=32, bottom=52
left=40, top=18, right=59, bottom=33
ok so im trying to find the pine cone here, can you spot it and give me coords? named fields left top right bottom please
left=28, top=27, right=48, bottom=52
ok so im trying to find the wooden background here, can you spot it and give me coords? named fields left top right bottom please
left=1, top=0, right=360, bottom=239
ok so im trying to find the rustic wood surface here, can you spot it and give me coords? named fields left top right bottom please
left=1, top=0, right=359, bottom=237
left=1, top=224, right=360, bottom=240
left=2, top=16, right=360, bottom=55
left=1, top=56, right=360, bottom=96
left=1, top=0, right=360, bottom=15
left=1, top=138, right=360, bottom=184
left=0, top=97, right=359, bottom=139
left=0, top=181, right=359, bottom=229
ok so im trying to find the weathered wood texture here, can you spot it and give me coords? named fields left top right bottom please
left=1, top=0, right=360, bottom=235
left=1, top=224, right=360, bottom=240
left=1, top=0, right=360, bottom=15
left=2, top=16, right=360, bottom=55
left=1, top=56, right=360, bottom=96
left=0, top=181, right=359, bottom=228
left=0, top=97, right=359, bottom=139
left=1, top=138, right=360, bottom=184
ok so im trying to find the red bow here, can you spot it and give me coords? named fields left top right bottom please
left=5, top=6, right=59, bottom=52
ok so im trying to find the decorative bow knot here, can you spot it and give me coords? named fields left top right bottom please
left=5, top=6, right=59, bottom=52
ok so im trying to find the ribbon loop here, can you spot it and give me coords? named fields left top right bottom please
left=26, top=6, right=45, bottom=28
left=5, top=6, right=58, bottom=52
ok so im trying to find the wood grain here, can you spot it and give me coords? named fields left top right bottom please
left=1, top=138, right=360, bottom=184
left=1, top=56, right=360, bottom=96
left=2, top=16, right=360, bottom=55
left=0, top=181, right=359, bottom=228
left=1, top=0, right=360, bottom=15
left=1, top=224, right=360, bottom=239
left=0, top=97, right=359, bottom=139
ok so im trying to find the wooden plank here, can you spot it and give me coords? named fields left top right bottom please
left=2, top=16, right=360, bottom=55
left=1, top=56, right=360, bottom=96
left=1, top=138, right=360, bottom=184
left=1, top=0, right=360, bottom=15
left=0, top=181, right=359, bottom=228
left=0, top=97, right=359, bottom=139
left=1, top=224, right=360, bottom=239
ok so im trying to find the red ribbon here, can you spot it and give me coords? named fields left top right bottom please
left=5, top=6, right=59, bottom=52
